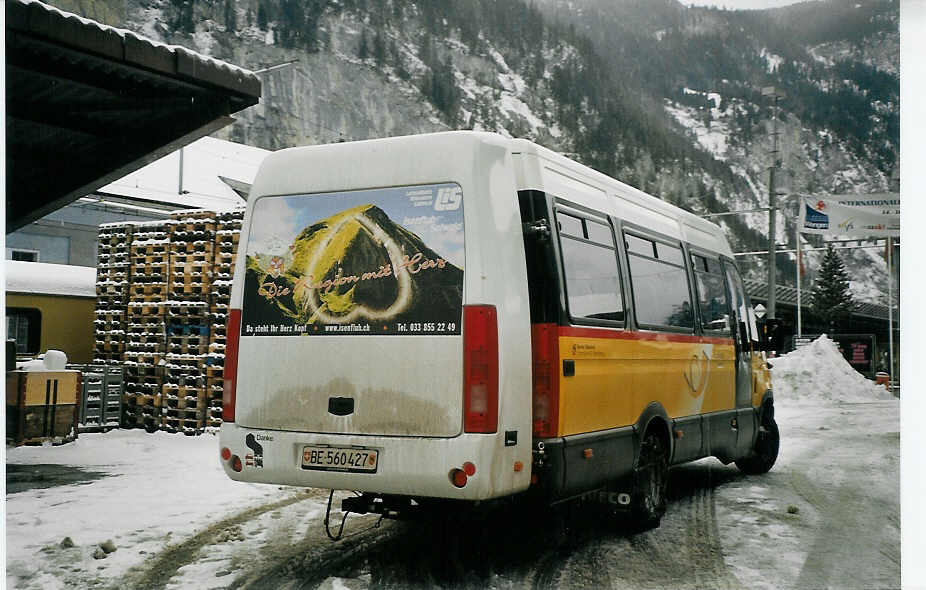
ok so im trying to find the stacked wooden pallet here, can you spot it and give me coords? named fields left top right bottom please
left=162, top=211, right=215, bottom=434
left=206, top=210, right=244, bottom=428
left=92, top=209, right=243, bottom=434
left=94, top=223, right=133, bottom=365
left=124, top=221, right=171, bottom=431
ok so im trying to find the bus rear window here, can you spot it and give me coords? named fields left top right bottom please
left=240, top=183, right=464, bottom=336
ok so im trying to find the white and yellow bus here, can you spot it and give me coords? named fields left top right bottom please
left=219, top=131, right=778, bottom=529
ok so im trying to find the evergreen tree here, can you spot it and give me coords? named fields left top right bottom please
left=358, top=29, right=370, bottom=60
left=224, top=0, right=237, bottom=32
left=257, top=2, right=268, bottom=30
left=171, top=0, right=195, bottom=34
left=810, top=244, right=856, bottom=333
left=373, top=29, right=387, bottom=67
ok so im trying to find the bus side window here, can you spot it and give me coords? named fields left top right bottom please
left=557, top=213, right=583, bottom=239
left=692, top=254, right=732, bottom=335
left=556, top=211, right=624, bottom=324
left=625, top=233, right=694, bottom=331
left=723, top=261, right=751, bottom=342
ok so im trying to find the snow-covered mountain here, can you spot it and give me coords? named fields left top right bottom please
left=49, top=0, right=899, bottom=306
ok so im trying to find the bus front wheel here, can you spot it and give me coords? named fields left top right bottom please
left=735, top=413, right=780, bottom=475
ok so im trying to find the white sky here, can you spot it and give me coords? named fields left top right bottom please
left=682, top=0, right=809, bottom=8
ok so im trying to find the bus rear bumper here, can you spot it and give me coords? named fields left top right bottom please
left=218, top=422, right=531, bottom=502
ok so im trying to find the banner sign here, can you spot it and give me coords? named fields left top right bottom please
left=799, top=194, right=899, bottom=237
left=241, top=183, right=464, bottom=336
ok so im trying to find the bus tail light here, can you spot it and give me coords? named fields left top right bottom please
left=450, top=468, right=468, bottom=488
left=531, top=323, right=560, bottom=438
left=222, top=309, right=242, bottom=423
left=463, top=305, right=498, bottom=433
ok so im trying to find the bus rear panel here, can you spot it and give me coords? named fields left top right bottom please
left=219, top=133, right=534, bottom=502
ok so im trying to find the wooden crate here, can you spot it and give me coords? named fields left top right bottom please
left=6, top=371, right=80, bottom=446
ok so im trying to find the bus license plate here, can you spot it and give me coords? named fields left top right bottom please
left=301, top=446, right=378, bottom=473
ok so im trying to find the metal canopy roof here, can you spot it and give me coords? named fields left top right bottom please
left=743, top=279, right=893, bottom=322
left=5, top=0, right=262, bottom=232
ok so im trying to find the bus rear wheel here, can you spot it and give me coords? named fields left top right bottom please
left=735, top=413, right=780, bottom=475
left=629, top=431, right=668, bottom=531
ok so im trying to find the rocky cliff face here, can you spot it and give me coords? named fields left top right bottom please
left=48, top=0, right=898, bottom=306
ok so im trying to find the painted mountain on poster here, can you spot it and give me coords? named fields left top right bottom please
left=243, top=204, right=463, bottom=332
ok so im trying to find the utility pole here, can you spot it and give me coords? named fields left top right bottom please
left=762, top=86, right=784, bottom=320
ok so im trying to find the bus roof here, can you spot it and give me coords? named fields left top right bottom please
left=254, top=131, right=733, bottom=258
left=509, top=137, right=733, bottom=258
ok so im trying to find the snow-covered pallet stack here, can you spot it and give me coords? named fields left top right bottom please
left=94, top=223, right=133, bottom=364
left=162, top=210, right=215, bottom=435
left=124, top=221, right=171, bottom=431
left=205, top=209, right=244, bottom=428
left=92, top=209, right=243, bottom=434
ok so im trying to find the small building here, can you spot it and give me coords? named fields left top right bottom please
left=5, top=261, right=97, bottom=363
left=744, top=279, right=898, bottom=376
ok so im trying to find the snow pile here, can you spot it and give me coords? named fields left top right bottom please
left=770, top=335, right=894, bottom=403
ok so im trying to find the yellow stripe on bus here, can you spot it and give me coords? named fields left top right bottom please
left=557, top=334, right=736, bottom=437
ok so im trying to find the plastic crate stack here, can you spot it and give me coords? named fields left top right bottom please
left=206, top=209, right=244, bottom=428
left=93, top=222, right=133, bottom=365
left=162, top=210, right=216, bottom=435
left=124, top=220, right=171, bottom=431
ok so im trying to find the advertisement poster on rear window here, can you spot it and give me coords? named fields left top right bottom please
left=241, top=183, right=464, bottom=336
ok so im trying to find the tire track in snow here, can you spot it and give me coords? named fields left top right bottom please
left=792, top=470, right=900, bottom=589
left=682, top=483, right=741, bottom=590
left=230, top=516, right=401, bottom=590
left=123, top=489, right=323, bottom=590
left=531, top=547, right=576, bottom=590
left=576, top=465, right=743, bottom=590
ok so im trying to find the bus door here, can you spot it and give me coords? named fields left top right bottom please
left=722, top=260, right=760, bottom=454
left=722, top=260, right=752, bottom=408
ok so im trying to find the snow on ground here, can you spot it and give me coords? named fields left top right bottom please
left=715, top=334, right=899, bottom=589
left=4, top=335, right=901, bottom=589
left=760, top=48, right=784, bottom=73
left=664, top=100, right=729, bottom=161
left=5, top=430, right=317, bottom=589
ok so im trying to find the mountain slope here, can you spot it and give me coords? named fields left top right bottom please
left=49, top=0, right=899, bottom=306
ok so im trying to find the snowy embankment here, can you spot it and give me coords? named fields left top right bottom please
left=768, top=334, right=894, bottom=404
left=714, top=334, right=899, bottom=590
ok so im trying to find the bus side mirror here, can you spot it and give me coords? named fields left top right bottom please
left=760, top=318, right=782, bottom=353
left=522, top=219, right=550, bottom=241
left=739, top=322, right=749, bottom=347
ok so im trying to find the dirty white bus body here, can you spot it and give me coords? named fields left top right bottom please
left=219, top=131, right=778, bottom=524
left=219, top=132, right=534, bottom=504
